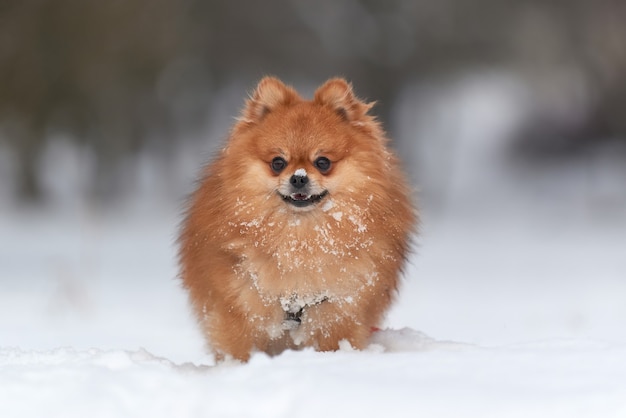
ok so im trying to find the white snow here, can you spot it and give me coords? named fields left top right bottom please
left=1, top=200, right=625, bottom=418
left=321, top=199, right=334, bottom=212
left=348, top=214, right=367, bottom=232
left=1, top=333, right=626, bottom=418
left=280, top=293, right=328, bottom=314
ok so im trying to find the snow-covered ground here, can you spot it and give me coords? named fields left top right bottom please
left=1, top=198, right=625, bottom=418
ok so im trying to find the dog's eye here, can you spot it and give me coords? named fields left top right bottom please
left=271, top=156, right=287, bottom=174
left=314, top=156, right=331, bottom=173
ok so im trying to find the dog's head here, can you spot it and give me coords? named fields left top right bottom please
left=222, top=77, right=391, bottom=214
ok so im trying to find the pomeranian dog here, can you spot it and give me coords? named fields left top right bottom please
left=178, top=77, right=417, bottom=362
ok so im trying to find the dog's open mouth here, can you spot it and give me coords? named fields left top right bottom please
left=280, top=190, right=328, bottom=208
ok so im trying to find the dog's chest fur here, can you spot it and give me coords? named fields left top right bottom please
left=224, top=200, right=381, bottom=302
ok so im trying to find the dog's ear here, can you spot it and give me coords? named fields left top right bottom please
left=241, top=77, right=299, bottom=123
left=314, top=78, right=375, bottom=123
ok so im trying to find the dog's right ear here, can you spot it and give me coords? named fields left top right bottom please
left=240, top=77, right=299, bottom=124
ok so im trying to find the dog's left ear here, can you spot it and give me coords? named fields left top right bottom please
left=314, top=78, right=375, bottom=123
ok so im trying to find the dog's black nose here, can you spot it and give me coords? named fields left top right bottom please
left=289, top=174, right=308, bottom=189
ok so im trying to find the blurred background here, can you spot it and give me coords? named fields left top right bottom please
left=1, top=0, right=625, bottom=359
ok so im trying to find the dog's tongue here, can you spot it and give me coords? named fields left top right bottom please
left=291, top=193, right=309, bottom=201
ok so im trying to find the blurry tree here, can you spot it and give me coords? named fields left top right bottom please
left=0, top=0, right=625, bottom=201
left=0, top=0, right=187, bottom=199
left=505, top=0, right=626, bottom=157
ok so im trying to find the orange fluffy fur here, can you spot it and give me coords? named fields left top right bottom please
left=178, top=77, right=417, bottom=362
